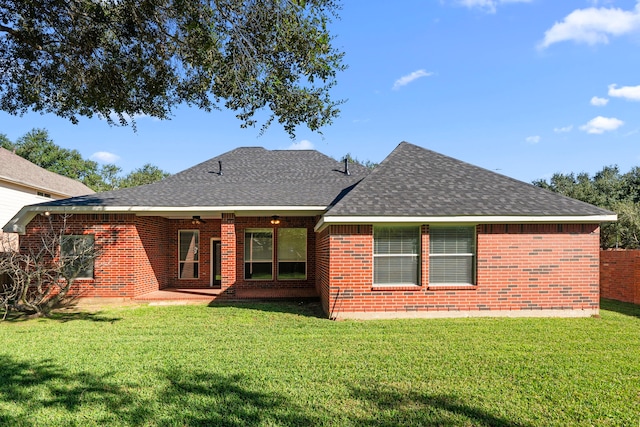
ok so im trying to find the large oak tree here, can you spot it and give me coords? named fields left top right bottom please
left=0, top=0, right=344, bottom=135
left=534, top=166, right=640, bottom=249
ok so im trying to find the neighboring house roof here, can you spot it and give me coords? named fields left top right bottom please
left=3, top=143, right=616, bottom=234
left=325, top=142, right=615, bottom=219
left=0, top=147, right=94, bottom=197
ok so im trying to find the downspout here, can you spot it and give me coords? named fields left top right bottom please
left=330, top=287, right=341, bottom=320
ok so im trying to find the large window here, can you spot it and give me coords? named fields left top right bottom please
left=179, top=230, right=199, bottom=279
left=278, top=228, right=307, bottom=280
left=373, top=226, right=420, bottom=286
left=429, top=226, right=475, bottom=285
left=245, top=229, right=273, bottom=280
left=61, top=235, right=95, bottom=279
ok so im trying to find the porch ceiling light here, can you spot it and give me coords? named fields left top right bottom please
left=192, top=215, right=205, bottom=225
left=270, top=215, right=280, bottom=225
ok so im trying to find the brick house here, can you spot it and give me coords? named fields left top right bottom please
left=3, top=142, right=616, bottom=319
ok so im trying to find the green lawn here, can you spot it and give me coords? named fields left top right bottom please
left=0, top=299, right=638, bottom=426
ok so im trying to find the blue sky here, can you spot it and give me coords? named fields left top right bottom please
left=2, top=0, right=640, bottom=184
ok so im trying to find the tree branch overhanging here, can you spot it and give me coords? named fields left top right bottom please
left=0, top=0, right=346, bottom=137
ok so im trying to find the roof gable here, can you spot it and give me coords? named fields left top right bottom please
left=326, top=142, right=614, bottom=217
left=0, top=147, right=94, bottom=197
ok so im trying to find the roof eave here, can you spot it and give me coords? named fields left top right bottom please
left=3, top=205, right=329, bottom=235
left=314, top=214, right=618, bottom=232
left=0, top=176, right=89, bottom=198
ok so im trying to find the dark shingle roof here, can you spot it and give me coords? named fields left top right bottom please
left=326, top=142, right=614, bottom=217
left=37, top=147, right=369, bottom=208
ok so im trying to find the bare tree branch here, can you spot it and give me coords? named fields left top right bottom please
left=0, top=214, right=102, bottom=318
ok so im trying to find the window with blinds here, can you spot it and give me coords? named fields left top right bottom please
left=373, top=226, right=420, bottom=286
left=429, top=226, right=476, bottom=285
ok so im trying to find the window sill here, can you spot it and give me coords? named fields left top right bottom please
left=372, top=285, right=421, bottom=292
left=427, top=284, right=477, bottom=290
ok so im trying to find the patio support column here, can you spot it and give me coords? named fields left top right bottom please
left=221, top=213, right=237, bottom=294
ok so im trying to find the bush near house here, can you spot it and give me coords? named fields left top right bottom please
left=0, top=299, right=638, bottom=426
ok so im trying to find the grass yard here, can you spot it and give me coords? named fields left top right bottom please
left=0, top=299, right=638, bottom=426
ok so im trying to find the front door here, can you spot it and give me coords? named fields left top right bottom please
left=210, top=239, right=221, bottom=288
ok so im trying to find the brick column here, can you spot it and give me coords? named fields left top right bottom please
left=221, top=213, right=236, bottom=293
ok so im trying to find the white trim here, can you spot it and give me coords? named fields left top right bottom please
left=5, top=205, right=618, bottom=235
left=3, top=205, right=327, bottom=234
left=315, top=214, right=617, bottom=231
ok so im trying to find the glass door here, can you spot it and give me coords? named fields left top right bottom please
left=210, top=239, right=221, bottom=288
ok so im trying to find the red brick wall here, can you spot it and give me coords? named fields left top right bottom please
left=221, top=213, right=236, bottom=295
left=326, top=225, right=373, bottom=315
left=20, top=214, right=601, bottom=312
left=315, top=227, right=331, bottom=313
left=326, top=223, right=601, bottom=317
left=600, top=250, right=640, bottom=304
left=134, top=216, right=170, bottom=294
left=21, top=214, right=143, bottom=298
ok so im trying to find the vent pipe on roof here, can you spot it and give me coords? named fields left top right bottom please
left=344, top=158, right=350, bottom=176
left=218, top=160, right=223, bottom=176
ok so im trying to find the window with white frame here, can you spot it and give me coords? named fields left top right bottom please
left=373, top=226, right=420, bottom=286
left=245, top=229, right=273, bottom=280
left=61, top=235, right=95, bottom=279
left=277, top=228, right=306, bottom=280
left=179, top=230, right=199, bottom=279
left=429, top=226, right=476, bottom=285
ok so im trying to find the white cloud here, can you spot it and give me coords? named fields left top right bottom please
left=580, top=116, right=624, bottom=134
left=554, top=125, right=573, bottom=133
left=608, top=83, right=640, bottom=100
left=590, top=96, right=609, bottom=106
left=90, top=151, right=120, bottom=163
left=456, top=0, right=532, bottom=14
left=288, top=140, right=314, bottom=150
left=539, top=3, right=640, bottom=49
left=392, top=70, right=433, bottom=90
left=526, top=135, right=541, bottom=144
